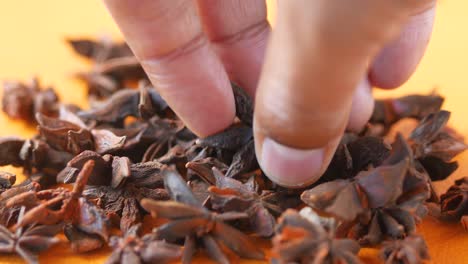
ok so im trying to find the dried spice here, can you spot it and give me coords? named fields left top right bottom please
left=409, top=111, right=467, bottom=181
left=83, top=159, right=169, bottom=232
left=78, top=85, right=168, bottom=126
left=380, top=235, right=430, bottom=264
left=0, top=180, right=41, bottom=227
left=141, top=169, right=264, bottom=264
left=272, top=208, right=361, bottom=264
left=68, top=37, right=146, bottom=100
left=6, top=161, right=110, bottom=247
left=303, top=133, right=434, bottom=245
left=301, top=155, right=409, bottom=221
left=321, top=135, right=392, bottom=181
left=231, top=82, right=253, bottom=126
left=208, top=168, right=299, bottom=237
left=0, top=207, right=61, bottom=264
left=106, top=224, right=182, bottom=264
left=370, top=93, right=444, bottom=133
left=2, top=77, right=59, bottom=122
left=440, top=177, right=468, bottom=223
left=64, top=224, right=104, bottom=253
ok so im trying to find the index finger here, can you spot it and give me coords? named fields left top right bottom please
left=104, top=0, right=235, bottom=137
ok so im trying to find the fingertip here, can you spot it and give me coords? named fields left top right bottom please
left=347, top=78, right=374, bottom=132
left=254, top=121, right=340, bottom=188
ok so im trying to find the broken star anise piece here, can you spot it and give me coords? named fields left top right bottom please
left=196, top=125, right=253, bottom=151
left=272, top=208, right=361, bottom=264
left=0, top=207, right=61, bottom=264
left=370, top=93, right=444, bottom=133
left=68, top=37, right=146, bottom=100
left=64, top=224, right=104, bottom=253
left=440, top=177, right=468, bottom=223
left=2, top=77, right=59, bottom=123
left=106, top=224, right=182, bottom=264
left=78, top=86, right=168, bottom=126
left=321, top=135, right=392, bottom=181
left=0, top=179, right=41, bottom=227
left=380, top=235, right=430, bottom=264
left=140, top=169, right=264, bottom=264
left=231, top=82, right=253, bottom=127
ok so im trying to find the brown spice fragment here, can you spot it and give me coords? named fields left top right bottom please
left=440, top=177, right=468, bottom=221
left=0, top=207, right=61, bottom=264
left=272, top=208, right=361, bottom=264
left=2, top=77, right=59, bottom=123
left=105, top=224, right=182, bottom=264
left=380, top=235, right=430, bottom=264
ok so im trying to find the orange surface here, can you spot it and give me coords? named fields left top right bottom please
left=0, top=1, right=467, bottom=263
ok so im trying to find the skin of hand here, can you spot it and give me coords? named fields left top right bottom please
left=103, top=0, right=437, bottom=187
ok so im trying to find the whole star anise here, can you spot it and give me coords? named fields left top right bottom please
left=106, top=224, right=182, bottom=264
left=82, top=157, right=169, bottom=232
left=6, top=160, right=110, bottom=248
left=0, top=207, right=61, bottom=264
left=380, top=235, right=430, bottom=264
left=208, top=168, right=300, bottom=237
left=409, top=110, right=467, bottom=181
left=2, top=77, right=59, bottom=123
left=272, top=208, right=361, bottom=264
left=68, top=37, right=146, bottom=100
left=370, top=93, right=444, bottom=133
left=140, top=169, right=264, bottom=264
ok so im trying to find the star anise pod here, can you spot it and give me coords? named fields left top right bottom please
left=83, top=158, right=169, bottom=232
left=301, top=148, right=410, bottom=221
left=370, top=93, right=444, bottom=133
left=68, top=37, right=146, bottom=100
left=64, top=224, right=105, bottom=253
left=36, top=109, right=126, bottom=155
left=106, top=224, right=182, bottom=264
left=0, top=207, right=61, bottom=264
left=272, top=208, right=361, bottom=264
left=440, top=177, right=468, bottom=227
left=2, top=77, right=59, bottom=123
left=7, top=161, right=110, bottom=247
left=231, top=82, right=253, bottom=127
left=336, top=135, right=431, bottom=245
left=321, top=134, right=392, bottom=182
left=0, top=136, right=72, bottom=188
left=208, top=168, right=300, bottom=237
left=140, top=168, right=264, bottom=264
left=78, top=86, right=169, bottom=126
left=380, top=235, right=430, bottom=264
left=0, top=179, right=40, bottom=227
left=409, top=110, right=467, bottom=181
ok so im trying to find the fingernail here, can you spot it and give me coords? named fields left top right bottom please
left=259, top=137, right=325, bottom=188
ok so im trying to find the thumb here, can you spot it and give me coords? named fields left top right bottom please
left=254, top=0, right=435, bottom=187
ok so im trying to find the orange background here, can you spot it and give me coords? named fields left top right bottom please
left=0, top=1, right=467, bottom=263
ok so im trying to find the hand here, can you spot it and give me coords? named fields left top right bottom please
left=103, top=0, right=436, bottom=187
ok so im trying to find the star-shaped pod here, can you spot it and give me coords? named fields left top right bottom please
left=272, top=208, right=361, bottom=264
left=141, top=169, right=264, bottom=264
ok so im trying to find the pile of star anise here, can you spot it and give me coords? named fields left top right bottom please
left=0, top=38, right=466, bottom=264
